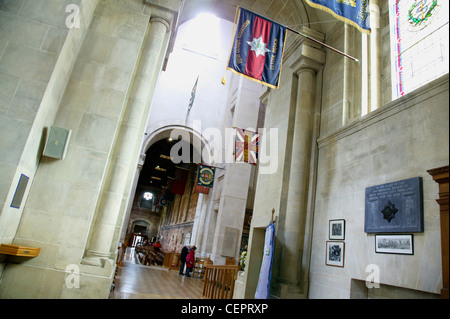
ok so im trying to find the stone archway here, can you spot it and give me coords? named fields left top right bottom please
left=143, top=124, right=215, bottom=165
left=119, top=125, right=215, bottom=249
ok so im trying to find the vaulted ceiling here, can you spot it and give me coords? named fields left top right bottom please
left=178, top=0, right=339, bottom=35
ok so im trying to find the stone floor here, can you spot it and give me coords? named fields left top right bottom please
left=111, top=248, right=204, bottom=299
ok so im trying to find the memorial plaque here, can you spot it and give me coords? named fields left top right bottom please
left=364, top=177, right=423, bottom=233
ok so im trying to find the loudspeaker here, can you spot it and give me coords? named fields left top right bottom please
left=43, top=126, right=72, bottom=160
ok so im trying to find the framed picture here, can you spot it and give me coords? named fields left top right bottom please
left=326, top=241, right=345, bottom=267
left=375, top=234, right=413, bottom=255
left=329, top=219, right=345, bottom=240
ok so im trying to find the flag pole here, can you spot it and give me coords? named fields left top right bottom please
left=231, top=5, right=360, bottom=64
left=286, top=26, right=360, bottom=64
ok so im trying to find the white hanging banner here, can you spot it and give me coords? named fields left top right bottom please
left=254, top=222, right=275, bottom=299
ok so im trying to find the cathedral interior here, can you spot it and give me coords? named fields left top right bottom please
left=0, top=0, right=448, bottom=303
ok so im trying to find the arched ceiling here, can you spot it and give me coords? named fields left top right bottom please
left=178, top=0, right=341, bottom=35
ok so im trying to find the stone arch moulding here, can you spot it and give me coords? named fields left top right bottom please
left=130, top=219, right=151, bottom=232
left=130, top=219, right=151, bottom=231
left=177, top=0, right=323, bottom=34
left=143, top=124, right=215, bottom=166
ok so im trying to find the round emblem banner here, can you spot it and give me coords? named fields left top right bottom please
left=198, top=166, right=215, bottom=186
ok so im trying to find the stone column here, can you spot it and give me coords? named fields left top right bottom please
left=190, top=193, right=205, bottom=245
left=280, top=65, right=316, bottom=288
left=82, top=17, right=170, bottom=267
left=342, top=23, right=354, bottom=126
left=120, top=153, right=146, bottom=245
left=370, top=0, right=382, bottom=111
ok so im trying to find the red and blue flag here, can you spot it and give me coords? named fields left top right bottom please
left=226, top=7, right=287, bottom=89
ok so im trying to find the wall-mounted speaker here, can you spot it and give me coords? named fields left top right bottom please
left=42, top=126, right=72, bottom=160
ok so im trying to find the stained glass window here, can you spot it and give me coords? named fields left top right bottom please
left=140, top=192, right=154, bottom=209
left=143, top=192, right=153, bottom=201
left=389, top=0, right=449, bottom=99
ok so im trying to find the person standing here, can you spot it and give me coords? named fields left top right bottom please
left=179, top=245, right=190, bottom=275
left=185, top=246, right=196, bottom=277
left=152, top=240, right=161, bottom=252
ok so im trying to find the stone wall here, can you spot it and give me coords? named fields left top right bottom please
left=0, top=0, right=178, bottom=298
left=309, top=74, right=448, bottom=298
left=237, top=0, right=448, bottom=299
left=0, top=0, right=96, bottom=286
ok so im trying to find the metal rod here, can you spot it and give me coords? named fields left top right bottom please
left=232, top=5, right=360, bottom=64
left=286, top=27, right=360, bottom=64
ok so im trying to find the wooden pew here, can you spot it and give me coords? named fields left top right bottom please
left=202, top=265, right=239, bottom=299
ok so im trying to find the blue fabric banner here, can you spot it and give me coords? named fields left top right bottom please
left=305, top=0, right=371, bottom=33
left=227, top=7, right=287, bottom=89
left=254, top=222, right=275, bottom=299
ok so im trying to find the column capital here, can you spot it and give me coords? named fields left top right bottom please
left=150, top=17, right=171, bottom=33
left=294, top=65, right=316, bottom=76
left=289, top=49, right=324, bottom=75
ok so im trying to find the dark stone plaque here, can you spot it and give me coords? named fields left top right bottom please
left=10, top=174, right=29, bottom=209
left=364, top=177, right=423, bottom=233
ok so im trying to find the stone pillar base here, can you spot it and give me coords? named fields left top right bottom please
left=280, top=283, right=306, bottom=299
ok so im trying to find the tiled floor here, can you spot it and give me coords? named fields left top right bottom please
left=112, top=248, right=204, bottom=299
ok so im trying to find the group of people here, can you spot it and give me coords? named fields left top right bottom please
left=141, top=239, right=162, bottom=252
left=179, top=245, right=197, bottom=277
left=139, top=240, right=198, bottom=276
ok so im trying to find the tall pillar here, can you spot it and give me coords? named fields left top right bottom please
left=120, top=153, right=146, bottom=245
left=342, top=24, right=354, bottom=126
left=82, top=16, right=170, bottom=267
left=280, top=66, right=316, bottom=288
left=370, top=0, right=382, bottom=111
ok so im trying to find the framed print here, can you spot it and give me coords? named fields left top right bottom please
left=326, top=241, right=345, bottom=267
left=329, top=219, right=345, bottom=240
left=375, top=234, right=413, bottom=255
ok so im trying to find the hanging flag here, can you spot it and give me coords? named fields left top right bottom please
left=171, top=169, right=189, bottom=195
left=188, top=75, right=199, bottom=111
left=305, top=0, right=370, bottom=33
left=226, top=7, right=287, bottom=89
left=235, top=128, right=259, bottom=165
left=195, top=165, right=216, bottom=194
left=254, top=222, right=275, bottom=299
left=159, top=196, right=168, bottom=207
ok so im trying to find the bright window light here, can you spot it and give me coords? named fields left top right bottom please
left=182, top=13, right=221, bottom=58
left=143, top=192, right=153, bottom=201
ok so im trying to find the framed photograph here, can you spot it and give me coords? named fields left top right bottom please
left=375, top=234, right=413, bottom=255
left=329, top=219, right=345, bottom=240
left=326, top=241, right=345, bottom=267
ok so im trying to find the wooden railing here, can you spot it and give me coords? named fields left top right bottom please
left=202, top=265, right=239, bottom=299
